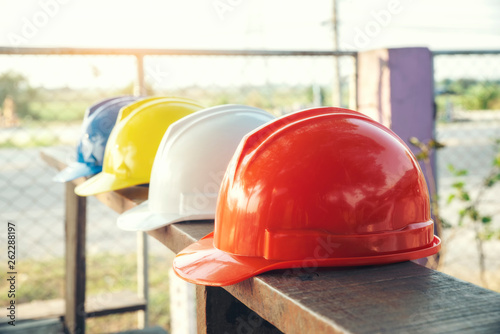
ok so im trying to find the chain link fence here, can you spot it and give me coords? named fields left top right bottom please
left=433, top=51, right=500, bottom=291
left=0, top=48, right=356, bottom=332
left=3, top=47, right=498, bottom=332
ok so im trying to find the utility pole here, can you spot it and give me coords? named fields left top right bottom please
left=331, top=0, right=342, bottom=107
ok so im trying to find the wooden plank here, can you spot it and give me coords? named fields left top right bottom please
left=40, top=147, right=71, bottom=172
left=16, top=292, right=146, bottom=320
left=195, top=286, right=208, bottom=334
left=17, top=298, right=66, bottom=320
left=64, top=182, right=86, bottom=334
left=92, top=187, right=148, bottom=214
left=137, top=231, right=148, bottom=329
left=147, top=221, right=212, bottom=254
left=229, top=264, right=500, bottom=334
left=150, top=222, right=500, bottom=334
left=43, top=149, right=500, bottom=334
left=41, top=148, right=148, bottom=214
left=85, top=292, right=146, bottom=318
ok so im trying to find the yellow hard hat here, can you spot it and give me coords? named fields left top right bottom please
left=74, top=97, right=203, bottom=196
left=117, top=96, right=172, bottom=121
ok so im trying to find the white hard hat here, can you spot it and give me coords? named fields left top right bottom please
left=117, top=104, right=275, bottom=231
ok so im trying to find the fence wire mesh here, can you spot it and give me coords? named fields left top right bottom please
left=433, top=51, right=500, bottom=291
left=2, top=48, right=498, bottom=332
left=0, top=50, right=355, bottom=332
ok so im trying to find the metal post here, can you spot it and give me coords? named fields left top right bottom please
left=331, top=0, right=342, bottom=107
left=349, top=53, right=358, bottom=111
left=137, top=231, right=149, bottom=328
left=136, top=55, right=147, bottom=96
left=64, top=183, right=87, bottom=334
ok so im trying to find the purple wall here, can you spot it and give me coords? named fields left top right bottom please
left=357, top=47, right=435, bottom=183
left=357, top=47, right=438, bottom=266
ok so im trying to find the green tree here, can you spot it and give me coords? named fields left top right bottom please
left=0, top=71, right=38, bottom=119
left=462, top=83, right=500, bottom=110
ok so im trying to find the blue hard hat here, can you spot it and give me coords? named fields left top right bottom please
left=85, top=96, right=122, bottom=119
left=53, top=96, right=141, bottom=182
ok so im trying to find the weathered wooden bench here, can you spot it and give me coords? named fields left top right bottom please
left=41, top=147, right=500, bottom=334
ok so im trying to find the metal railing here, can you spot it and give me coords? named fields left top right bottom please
left=0, top=47, right=358, bottom=102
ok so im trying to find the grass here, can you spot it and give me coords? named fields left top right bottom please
left=28, top=101, right=90, bottom=122
left=0, top=252, right=174, bottom=333
left=0, top=136, right=62, bottom=148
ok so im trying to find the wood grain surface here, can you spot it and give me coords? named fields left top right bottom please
left=147, top=220, right=500, bottom=334
left=41, top=147, right=148, bottom=213
left=42, top=148, right=500, bottom=334
left=64, top=182, right=86, bottom=334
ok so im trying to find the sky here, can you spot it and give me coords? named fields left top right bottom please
left=0, top=0, right=499, bottom=88
left=0, top=0, right=499, bottom=50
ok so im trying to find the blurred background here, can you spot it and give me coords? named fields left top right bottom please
left=0, top=0, right=499, bottom=332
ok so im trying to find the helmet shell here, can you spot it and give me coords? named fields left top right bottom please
left=53, top=96, right=139, bottom=182
left=75, top=97, right=203, bottom=196
left=215, top=107, right=432, bottom=260
left=117, top=104, right=275, bottom=231
left=173, top=107, right=441, bottom=287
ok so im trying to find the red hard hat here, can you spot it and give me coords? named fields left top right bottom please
left=173, top=107, right=441, bottom=286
